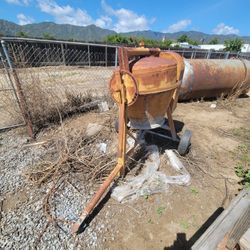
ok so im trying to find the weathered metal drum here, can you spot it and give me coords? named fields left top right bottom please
left=110, top=52, right=184, bottom=129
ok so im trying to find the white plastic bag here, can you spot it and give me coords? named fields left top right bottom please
left=111, top=146, right=191, bottom=203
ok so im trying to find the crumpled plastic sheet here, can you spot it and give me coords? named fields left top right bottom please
left=111, top=145, right=191, bottom=203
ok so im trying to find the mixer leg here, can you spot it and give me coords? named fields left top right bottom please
left=167, top=107, right=177, bottom=140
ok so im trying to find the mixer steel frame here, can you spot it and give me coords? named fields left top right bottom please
left=71, top=46, right=191, bottom=233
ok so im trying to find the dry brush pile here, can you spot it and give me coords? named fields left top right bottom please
left=22, top=120, right=118, bottom=243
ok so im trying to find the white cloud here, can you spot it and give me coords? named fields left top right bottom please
left=95, top=16, right=113, bottom=29
left=6, top=0, right=30, bottom=5
left=101, top=0, right=154, bottom=32
left=212, top=23, right=239, bottom=35
left=17, top=13, right=34, bottom=25
left=165, top=19, right=191, bottom=33
left=37, top=0, right=153, bottom=32
left=37, top=0, right=93, bottom=26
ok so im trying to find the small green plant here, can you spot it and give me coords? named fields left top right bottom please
left=237, top=144, right=248, bottom=153
left=190, top=187, right=199, bottom=195
left=144, top=194, right=149, bottom=200
left=232, top=127, right=250, bottom=189
left=235, top=163, right=250, bottom=188
left=147, top=218, right=153, bottom=224
left=156, top=206, right=166, bottom=216
left=233, top=128, right=250, bottom=142
left=180, top=220, right=190, bottom=230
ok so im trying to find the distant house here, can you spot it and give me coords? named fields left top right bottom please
left=241, top=44, right=250, bottom=52
left=199, top=44, right=225, bottom=51
left=199, top=44, right=250, bottom=52
left=171, top=42, right=200, bottom=49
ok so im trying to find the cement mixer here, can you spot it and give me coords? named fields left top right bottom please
left=71, top=46, right=192, bottom=233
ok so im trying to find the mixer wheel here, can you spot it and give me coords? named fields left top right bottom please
left=177, top=130, right=192, bottom=155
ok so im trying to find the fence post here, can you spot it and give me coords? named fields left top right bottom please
left=115, top=47, right=118, bottom=67
left=1, top=40, right=34, bottom=138
left=191, top=51, right=194, bottom=59
left=88, top=45, right=91, bottom=67
left=0, top=50, right=21, bottom=108
left=61, top=43, right=66, bottom=65
left=207, top=50, right=211, bottom=59
left=105, top=45, right=108, bottom=67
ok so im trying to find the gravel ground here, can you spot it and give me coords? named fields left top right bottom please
left=0, top=128, right=116, bottom=249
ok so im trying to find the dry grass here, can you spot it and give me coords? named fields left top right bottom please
left=22, top=123, right=117, bottom=241
left=0, top=63, right=113, bottom=131
left=217, top=80, right=250, bottom=109
left=24, top=125, right=115, bottom=187
left=19, top=70, right=101, bottom=131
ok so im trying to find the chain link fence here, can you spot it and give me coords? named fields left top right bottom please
left=0, top=48, right=25, bottom=130
left=0, top=37, right=250, bottom=136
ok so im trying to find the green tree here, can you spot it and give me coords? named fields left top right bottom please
left=105, top=34, right=135, bottom=45
left=177, top=35, right=199, bottom=46
left=189, top=39, right=199, bottom=46
left=224, top=38, right=243, bottom=52
left=177, top=34, right=189, bottom=43
left=16, top=31, right=28, bottom=38
left=104, top=34, right=172, bottom=48
left=209, top=38, right=219, bottom=44
left=43, top=33, right=55, bottom=40
left=162, top=39, right=172, bottom=47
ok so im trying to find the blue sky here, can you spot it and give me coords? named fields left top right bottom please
left=0, top=0, right=249, bottom=35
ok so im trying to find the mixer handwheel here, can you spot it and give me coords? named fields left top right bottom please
left=177, top=130, right=192, bottom=155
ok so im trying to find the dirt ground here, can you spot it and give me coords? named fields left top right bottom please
left=0, top=94, right=249, bottom=249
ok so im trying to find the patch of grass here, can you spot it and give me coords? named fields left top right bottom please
left=190, top=187, right=199, bottom=195
left=156, top=206, right=166, bottom=216
left=232, top=127, right=250, bottom=189
left=235, top=163, right=250, bottom=189
left=180, top=220, right=190, bottom=230
left=147, top=218, right=153, bottom=224
left=237, top=144, right=248, bottom=154
left=233, top=127, right=250, bottom=141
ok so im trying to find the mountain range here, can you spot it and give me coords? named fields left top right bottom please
left=1, top=19, right=250, bottom=44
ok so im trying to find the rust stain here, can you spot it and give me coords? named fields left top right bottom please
left=180, top=59, right=250, bottom=100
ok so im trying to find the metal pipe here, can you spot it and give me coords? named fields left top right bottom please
left=179, top=59, right=250, bottom=100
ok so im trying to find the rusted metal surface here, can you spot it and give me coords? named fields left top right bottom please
left=128, top=91, right=175, bottom=129
left=127, top=54, right=180, bottom=129
left=131, top=56, right=178, bottom=94
left=180, top=59, right=250, bottom=100
left=109, top=70, right=138, bottom=106
left=159, top=51, right=185, bottom=81
left=126, top=47, right=160, bottom=57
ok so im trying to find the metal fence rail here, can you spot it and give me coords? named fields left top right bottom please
left=0, top=37, right=250, bottom=135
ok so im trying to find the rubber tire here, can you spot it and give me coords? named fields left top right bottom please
left=177, top=130, right=192, bottom=155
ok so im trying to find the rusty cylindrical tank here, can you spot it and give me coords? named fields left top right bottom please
left=180, top=58, right=250, bottom=100
left=110, top=52, right=184, bottom=129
